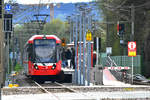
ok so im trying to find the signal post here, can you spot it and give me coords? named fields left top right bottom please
left=128, top=41, right=136, bottom=84
left=0, top=0, right=4, bottom=100
left=0, top=0, right=4, bottom=86
left=86, top=30, right=92, bottom=86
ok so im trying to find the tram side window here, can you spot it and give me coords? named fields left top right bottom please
left=27, top=44, right=34, bottom=62
left=56, top=44, right=61, bottom=62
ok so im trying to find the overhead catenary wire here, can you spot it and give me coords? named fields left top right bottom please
left=135, top=1, right=150, bottom=8
left=103, top=0, right=150, bottom=10
left=37, top=0, right=42, bottom=16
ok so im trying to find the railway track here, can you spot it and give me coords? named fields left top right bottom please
left=34, top=81, right=95, bottom=100
left=4, top=74, right=150, bottom=100
left=34, top=81, right=61, bottom=100
left=3, top=77, right=96, bottom=100
left=2, top=80, right=150, bottom=100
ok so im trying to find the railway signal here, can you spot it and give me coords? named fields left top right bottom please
left=117, top=22, right=125, bottom=36
left=4, top=14, right=13, bottom=33
left=61, top=38, right=66, bottom=47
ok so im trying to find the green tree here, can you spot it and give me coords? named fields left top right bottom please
left=97, top=0, right=132, bottom=55
left=42, top=19, right=70, bottom=42
left=92, top=21, right=107, bottom=52
left=97, top=0, right=150, bottom=76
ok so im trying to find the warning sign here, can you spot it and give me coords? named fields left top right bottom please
left=128, top=41, right=136, bottom=57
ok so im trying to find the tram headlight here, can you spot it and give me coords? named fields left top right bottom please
left=51, top=64, right=56, bottom=70
left=34, top=64, right=39, bottom=70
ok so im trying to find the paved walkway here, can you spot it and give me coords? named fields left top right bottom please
left=2, top=91, right=150, bottom=100
left=103, top=70, right=130, bottom=86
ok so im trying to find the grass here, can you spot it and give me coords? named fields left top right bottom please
left=14, top=63, right=22, bottom=72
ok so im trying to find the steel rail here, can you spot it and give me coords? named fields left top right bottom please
left=34, top=81, right=61, bottom=100
left=54, top=82, right=77, bottom=93
left=55, top=82, right=96, bottom=100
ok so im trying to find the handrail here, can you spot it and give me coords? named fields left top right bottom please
left=107, top=56, right=118, bottom=67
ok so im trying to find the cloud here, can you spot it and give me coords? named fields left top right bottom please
left=5, top=0, right=93, bottom=4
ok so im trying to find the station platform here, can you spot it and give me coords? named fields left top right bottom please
left=61, top=68, right=75, bottom=83
left=61, top=68, right=75, bottom=74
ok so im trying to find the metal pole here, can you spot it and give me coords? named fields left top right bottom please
left=87, top=13, right=91, bottom=86
left=79, top=13, right=82, bottom=85
left=96, top=37, right=99, bottom=65
left=75, top=15, right=78, bottom=84
left=106, top=13, right=109, bottom=47
left=131, top=5, right=135, bottom=41
left=68, top=16, right=72, bottom=43
left=89, top=14, right=92, bottom=69
left=0, top=1, right=4, bottom=99
left=131, top=4, right=135, bottom=84
left=12, top=30, right=15, bottom=71
left=7, top=34, right=10, bottom=74
left=83, top=11, right=86, bottom=86
left=87, top=42, right=90, bottom=86
left=87, top=14, right=90, bottom=86
left=89, top=42, right=91, bottom=85
left=72, top=16, right=75, bottom=42
left=132, top=56, right=133, bottom=84
left=69, top=17, right=72, bottom=43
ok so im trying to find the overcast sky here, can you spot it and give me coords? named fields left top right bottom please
left=5, top=0, right=93, bottom=4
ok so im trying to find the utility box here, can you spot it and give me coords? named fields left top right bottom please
left=92, top=65, right=103, bottom=85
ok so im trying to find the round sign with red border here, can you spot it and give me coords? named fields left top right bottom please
left=128, top=41, right=136, bottom=57
left=128, top=42, right=136, bottom=50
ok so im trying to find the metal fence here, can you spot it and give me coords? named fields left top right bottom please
left=101, top=55, right=141, bottom=74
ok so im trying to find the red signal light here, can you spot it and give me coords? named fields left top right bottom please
left=117, top=22, right=125, bottom=36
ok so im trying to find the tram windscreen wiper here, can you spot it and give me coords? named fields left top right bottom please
left=36, top=57, right=46, bottom=66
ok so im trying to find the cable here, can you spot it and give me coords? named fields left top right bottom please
left=38, top=0, right=42, bottom=15
left=103, top=0, right=150, bottom=10
left=115, top=0, right=128, bottom=9
left=135, top=1, right=150, bottom=8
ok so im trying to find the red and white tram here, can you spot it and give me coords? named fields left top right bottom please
left=23, top=35, right=63, bottom=83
